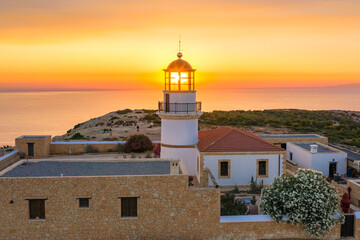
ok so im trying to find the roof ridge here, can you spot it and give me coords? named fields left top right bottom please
left=201, top=127, right=233, bottom=151
left=230, top=127, right=284, bottom=151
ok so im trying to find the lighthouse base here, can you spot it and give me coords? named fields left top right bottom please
left=160, top=145, right=199, bottom=176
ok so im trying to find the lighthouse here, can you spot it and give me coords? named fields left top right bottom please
left=157, top=52, right=202, bottom=176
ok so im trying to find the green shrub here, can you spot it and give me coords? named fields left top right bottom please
left=70, top=133, right=85, bottom=140
left=110, top=116, right=119, bottom=120
left=116, top=143, right=123, bottom=153
left=221, top=193, right=247, bottom=216
left=85, top=144, right=98, bottom=153
left=249, top=176, right=263, bottom=194
left=144, top=113, right=161, bottom=124
left=73, top=123, right=84, bottom=129
left=116, top=109, right=132, bottom=115
left=124, top=134, right=154, bottom=153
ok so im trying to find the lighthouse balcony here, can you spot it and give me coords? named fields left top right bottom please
left=158, top=101, right=201, bottom=114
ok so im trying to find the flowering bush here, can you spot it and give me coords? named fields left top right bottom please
left=260, top=169, right=344, bottom=237
left=153, top=143, right=161, bottom=157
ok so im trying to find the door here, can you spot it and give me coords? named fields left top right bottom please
left=329, top=162, right=337, bottom=178
left=27, top=143, right=34, bottom=157
left=165, top=94, right=170, bottom=112
left=341, top=213, right=354, bottom=237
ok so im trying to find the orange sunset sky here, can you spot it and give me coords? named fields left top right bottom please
left=0, top=0, right=360, bottom=91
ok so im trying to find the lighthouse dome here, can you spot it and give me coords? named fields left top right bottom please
left=165, top=53, right=194, bottom=72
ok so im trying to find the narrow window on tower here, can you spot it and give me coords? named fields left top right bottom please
left=218, top=160, right=230, bottom=179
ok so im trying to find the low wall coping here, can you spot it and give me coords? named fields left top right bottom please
left=220, top=215, right=289, bottom=223
left=0, top=150, right=19, bottom=161
left=51, top=141, right=160, bottom=145
left=221, top=213, right=341, bottom=223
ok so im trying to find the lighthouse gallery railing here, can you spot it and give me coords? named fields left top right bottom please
left=158, top=102, right=201, bottom=113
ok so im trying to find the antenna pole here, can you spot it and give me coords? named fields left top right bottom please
left=179, top=35, right=181, bottom=52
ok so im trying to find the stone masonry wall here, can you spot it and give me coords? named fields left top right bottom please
left=15, top=136, right=51, bottom=158
left=0, top=174, right=340, bottom=239
left=50, top=143, right=120, bottom=155
left=0, top=150, right=20, bottom=171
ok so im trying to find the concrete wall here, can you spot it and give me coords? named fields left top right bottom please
left=312, top=152, right=347, bottom=176
left=0, top=174, right=340, bottom=239
left=203, top=152, right=285, bottom=186
left=287, top=143, right=312, bottom=169
left=15, top=136, right=51, bottom=158
left=161, top=146, right=198, bottom=176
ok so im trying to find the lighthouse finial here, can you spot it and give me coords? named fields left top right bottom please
left=177, top=35, right=182, bottom=58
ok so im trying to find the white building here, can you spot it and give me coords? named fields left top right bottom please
left=157, top=52, right=286, bottom=186
left=198, top=127, right=286, bottom=187
left=287, top=142, right=347, bottom=178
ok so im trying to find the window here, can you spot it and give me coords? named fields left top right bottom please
left=289, top=152, right=293, bottom=160
left=79, top=198, right=90, bottom=208
left=28, top=199, right=46, bottom=220
left=121, top=197, right=137, bottom=217
left=218, top=160, right=230, bottom=179
left=197, top=156, right=200, bottom=175
left=257, top=159, right=268, bottom=178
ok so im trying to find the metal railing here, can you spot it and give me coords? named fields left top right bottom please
left=158, top=102, right=201, bottom=113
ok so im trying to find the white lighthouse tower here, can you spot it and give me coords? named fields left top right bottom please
left=157, top=52, right=202, bottom=176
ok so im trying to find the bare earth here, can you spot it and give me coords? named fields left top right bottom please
left=53, top=110, right=162, bottom=142
left=53, top=109, right=296, bottom=142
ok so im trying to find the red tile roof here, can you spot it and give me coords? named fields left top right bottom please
left=198, top=127, right=284, bottom=152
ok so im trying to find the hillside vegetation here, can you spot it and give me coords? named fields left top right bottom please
left=199, top=110, right=360, bottom=147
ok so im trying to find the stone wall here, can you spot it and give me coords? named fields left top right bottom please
left=15, top=136, right=51, bottom=158
left=219, top=220, right=339, bottom=240
left=262, top=134, right=328, bottom=145
left=50, top=142, right=122, bottom=155
left=354, top=212, right=360, bottom=239
left=0, top=150, right=20, bottom=171
left=284, top=159, right=300, bottom=176
left=0, top=173, right=341, bottom=239
left=348, top=180, right=360, bottom=207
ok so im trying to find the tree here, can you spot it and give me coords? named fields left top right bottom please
left=221, top=193, right=247, bottom=216
left=123, top=134, right=153, bottom=153
left=260, top=169, right=344, bottom=237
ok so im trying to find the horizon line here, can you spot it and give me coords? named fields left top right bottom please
left=1, top=83, right=360, bottom=93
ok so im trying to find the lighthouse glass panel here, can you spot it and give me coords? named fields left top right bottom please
left=168, top=72, right=191, bottom=91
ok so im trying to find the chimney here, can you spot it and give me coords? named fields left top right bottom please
left=310, top=144, right=318, bottom=153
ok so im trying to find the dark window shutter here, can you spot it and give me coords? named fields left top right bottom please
left=121, top=197, right=137, bottom=217
left=259, top=161, right=267, bottom=176
left=29, top=199, right=45, bottom=219
left=220, top=162, right=228, bottom=176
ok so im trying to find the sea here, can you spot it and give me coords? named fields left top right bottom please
left=1, top=87, right=359, bottom=146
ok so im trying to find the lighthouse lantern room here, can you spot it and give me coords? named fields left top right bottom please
left=157, top=52, right=202, bottom=177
